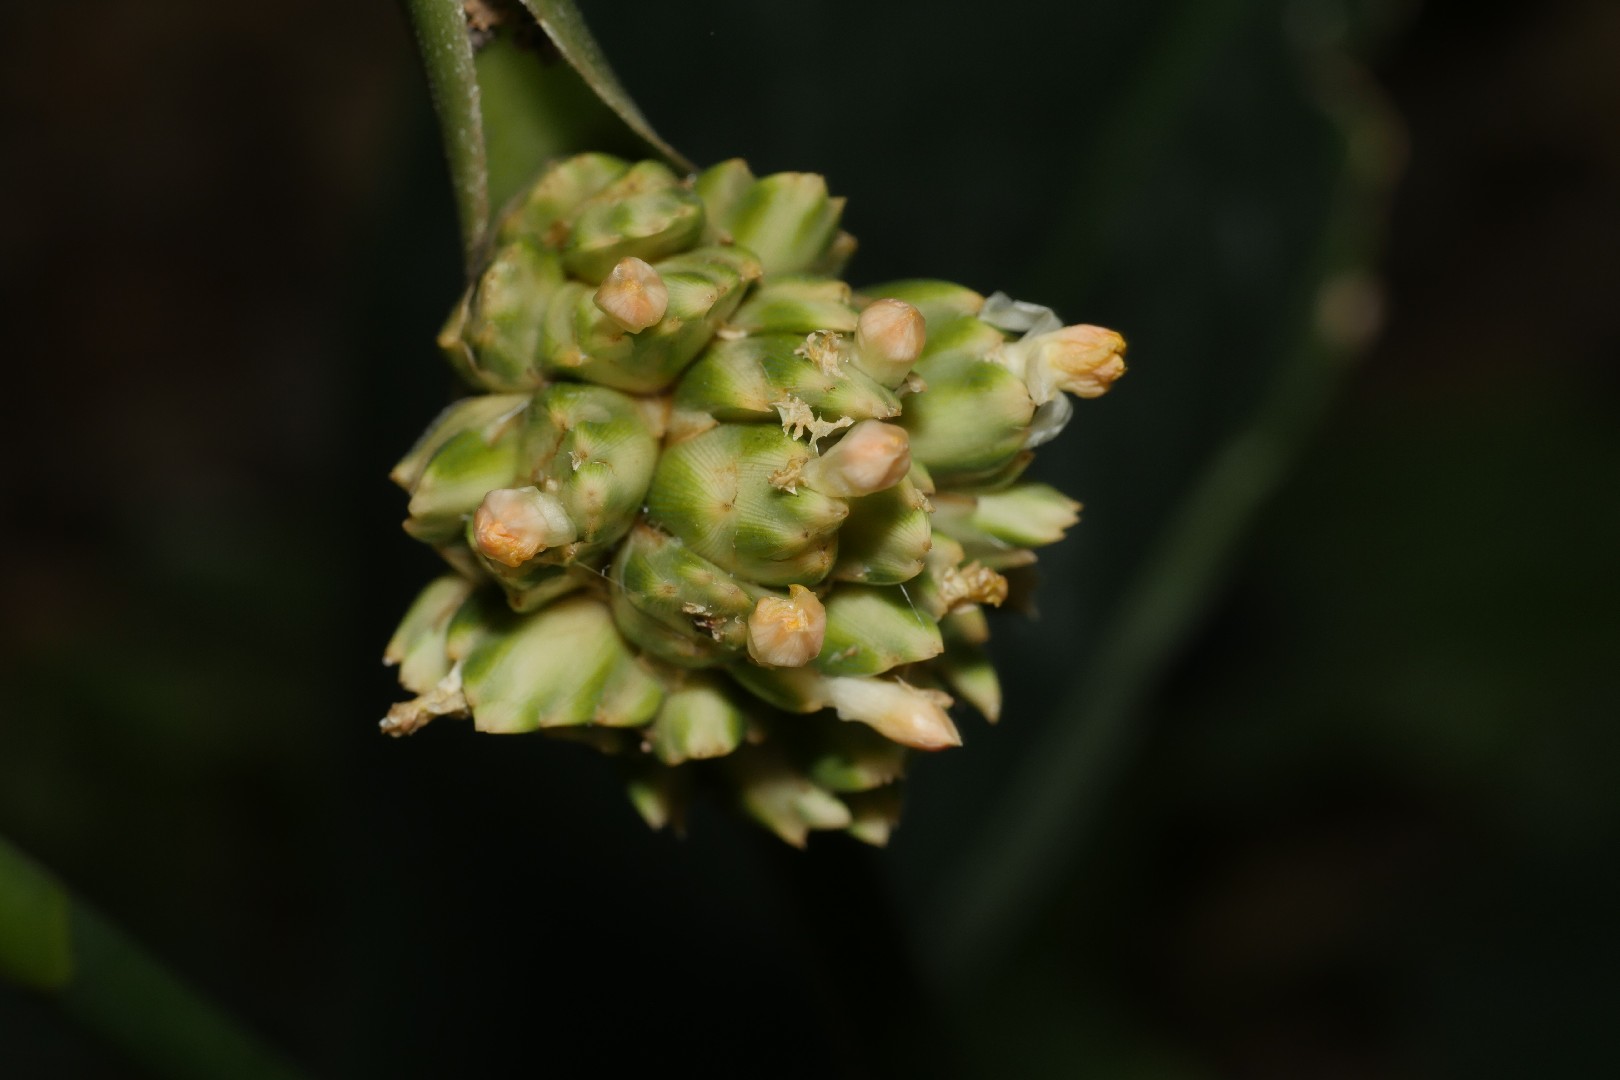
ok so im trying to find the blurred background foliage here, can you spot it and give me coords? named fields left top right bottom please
left=2, top=0, right=1617, bottom=1076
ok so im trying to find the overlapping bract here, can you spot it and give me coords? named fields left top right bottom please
left=383, top=154, right=1125, bottom=845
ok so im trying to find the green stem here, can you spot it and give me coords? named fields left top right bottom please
left=403, top=0, right=490, bottom=273
left=0, top=835, right=303, bottom=1079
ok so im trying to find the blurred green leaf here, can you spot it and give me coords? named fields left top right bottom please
left=515, top=1, right=692, bottom=173
left=61, top=908, right=304, bottom=1080
left=0, top=834, right=302, bottom=1078
left=0, top=836, right=73, bottom=990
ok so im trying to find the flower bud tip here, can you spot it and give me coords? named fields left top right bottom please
left=856, top=298, right=926, bottom=383
left=593, top=256, right=669, bottom=332
left=747, top=585, right=827, bottom=668
left=1021, top=324, right=1127, bottom=403
left=825, top=677, right=960, bottom=750
left=473, top=487, right=577, bottom=567
left=803, top=420, right=911, bottom=498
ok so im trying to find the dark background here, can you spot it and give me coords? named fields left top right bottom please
left=2, top=0, right=1616, bottom=1076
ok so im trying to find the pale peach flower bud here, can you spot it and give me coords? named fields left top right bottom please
left=746, top=585, right=827, bottom=668
left=801, top=420, right=911, bottom=498
left=592, top=256, right=668, bottom=332
left=472, top=487, right=577, bottom=568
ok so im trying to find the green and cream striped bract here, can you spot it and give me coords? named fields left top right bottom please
left=383, top=153, right=1126, bottom=847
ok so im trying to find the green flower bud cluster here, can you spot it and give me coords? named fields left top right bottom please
left=384, top=154, right=1126, bottom=846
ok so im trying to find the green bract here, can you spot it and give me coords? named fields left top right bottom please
left=384, top=154, right=1126, bottom=846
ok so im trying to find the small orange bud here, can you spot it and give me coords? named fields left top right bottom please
left=472, top=487, right=577, bottom=568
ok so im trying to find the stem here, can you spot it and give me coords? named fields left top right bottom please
left=403, top=0, right=490, bottom=273
left=0, top=835, right=303, bottom=1079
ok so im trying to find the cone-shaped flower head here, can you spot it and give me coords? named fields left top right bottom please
left=650, top=674, right=748, bottom=765
left=383, top=154, right=1125, bottom=844
left=833, top=476, right=933, bottom=585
